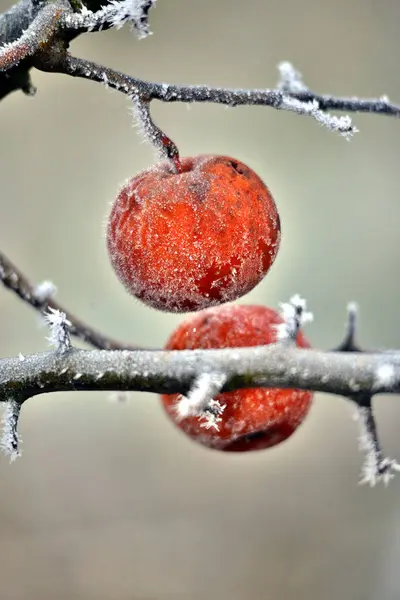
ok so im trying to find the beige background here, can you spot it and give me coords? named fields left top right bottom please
left=1, top=0, right=400, bottom=598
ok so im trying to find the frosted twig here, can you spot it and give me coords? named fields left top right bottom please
left=176, top=372, right=227, bottom=431
left=132, top=98, right=182, bottom=171
left=2, top=0, right=400, bottom=128
left=276, top=294, right=313, bottom=342
left=277, top=61, right=308, bottom=93
left=45, top=308, right=72, bottom=352
left=0, top=399, right=22, bottom=462
left=41, top=54, right=400, bottom=144
left=279, top=97, right=357, bottom=138
left=356, top=401, right=400, bottom=487
left=62, top=0, right=155, bottom=38
left=199, top=398, right=226, bottom=431
left=0, top=251, right=141, bottom=350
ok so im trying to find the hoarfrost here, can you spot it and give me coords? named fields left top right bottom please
left=34, top=280, right=57, bottom=302
left=45, top=308, right=72, bottom=352
left=0, top=399, right=22, bottom=462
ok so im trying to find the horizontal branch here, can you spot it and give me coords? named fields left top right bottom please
left=1, top=303, right=399, bottom=485
left=30, top=53, right=399, bottom=163
left=2, top=344, right=400, bottom=403
left=42, top=54, right=400, bottom=141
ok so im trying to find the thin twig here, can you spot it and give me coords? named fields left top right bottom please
left=0, top=252, right=141, bottom=350
left=41, top=55, right=400, bottom=122
left=33, top=54, right=364, bottom=138
left=355, top=396, right=400, bottom=486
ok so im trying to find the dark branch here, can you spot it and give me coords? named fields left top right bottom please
left=1, top=0, right=399, bottom=135
left=32, top=53, right=400, bottom=143
left=0, top=0, right=155, bottom=99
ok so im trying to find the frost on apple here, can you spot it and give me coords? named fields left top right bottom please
left=106, top=155, right=281, bottom=312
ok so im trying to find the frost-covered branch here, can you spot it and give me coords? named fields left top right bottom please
left=2, top=340, right=400, bottom=401
left=45, top=307, right=72, bottom=352
left=35, top=53, right=400, bottom=160
left=275, top=294, right=313, bottom=341
left=356, top=399, right=400, bottom=487
left=1, top=295, right=399, bottom=485
left=174, top=372, right=227, bottom=431
left=0, top=398, right=21, bottom=462
left=0, top=0, right=68, bottom=72
left=47, top=54, right=375, bottom=142
left=62, top=0, right=155, bottom=38
left=1, top=329, right=400, bottom=482
left=0, top=251, right=141, bottom=350
left=0, top=0, right=398, bottom=148
left=0, top=0, right=155, bottom=99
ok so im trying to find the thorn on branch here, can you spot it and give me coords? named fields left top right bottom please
left=334, top=302, right=360, bottom=352
left=354, top=397, right=400, bottom=486
left=0, top=399, right=22, bottom=462
left=45, top=308, right=72, bottom=353
left=276, top=294, right=313, bottom=342
left=176, top=372, right=227, bottom=430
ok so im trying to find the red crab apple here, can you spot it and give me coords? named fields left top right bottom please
left=106, top=155, right=281, bottom=312
left=161, top=304, right=313, bottom=451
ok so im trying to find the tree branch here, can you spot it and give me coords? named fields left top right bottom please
left=40, top=53, right=385, bottom=140
left=2, top=343, right=400, bottom=404
left=0, top=0, right=69, bottom=72
left=1, top=297, right=399, bottom=484
left=1, top=0, right=399, bottom=139
left=32, top=52, right=400, bottom=158
left=0, top=251, right=142, bottom=350
left=0, top=0, right=155, bottom=99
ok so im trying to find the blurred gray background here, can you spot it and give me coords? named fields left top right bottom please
left=1, top=0, right=400, bottom=598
